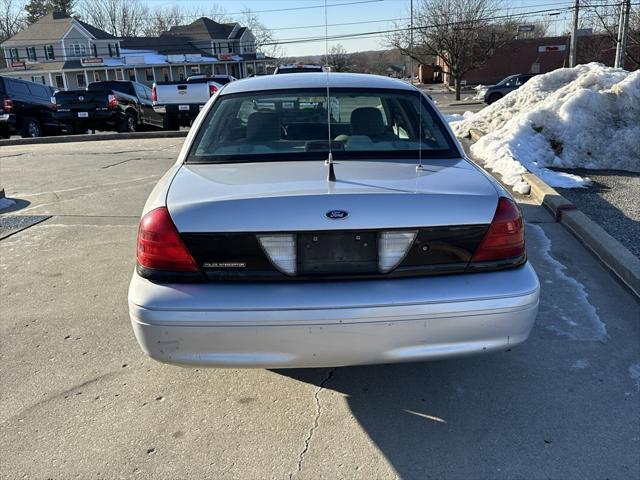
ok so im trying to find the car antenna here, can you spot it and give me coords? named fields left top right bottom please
left=324, top=0, right=336, bottom=182
left=416, top=88, right=425, bottom=172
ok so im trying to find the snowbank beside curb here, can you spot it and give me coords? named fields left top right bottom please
left=448, top=63, right=640, bottom=191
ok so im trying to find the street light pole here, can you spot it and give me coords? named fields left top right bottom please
left=569, top=0, right=579, bottom=67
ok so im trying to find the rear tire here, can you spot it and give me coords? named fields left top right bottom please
left=487, top=93, right=502, bottom=104
left=119, top=112, right=137, bottom=133
left=162, top=114, right=179, bottom=131
left=21, top=117, right=42, bottom=138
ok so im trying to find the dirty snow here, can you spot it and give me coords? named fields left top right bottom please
left=0, top=198, right=16, bottom=211
left=451, top=63, right=640, bottom=189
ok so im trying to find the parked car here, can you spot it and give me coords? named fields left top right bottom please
left=484, top=74, right=536, bottom=104
left=129, top=73, right=540, bottom=369
left=274, top=64, right=324, bottom=74
left=0, top=76, right=67, bottom=138
left=53, top=80, right=163, bottom=133
left=186, top=74, right=236, bottom=85
left=152, top=77, right=223, bottom=130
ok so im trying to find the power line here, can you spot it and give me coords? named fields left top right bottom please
left=4, top=2, right=635, bottom=48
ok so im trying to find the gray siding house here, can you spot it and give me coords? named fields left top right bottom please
left=0, top=12, right=270, bottom=90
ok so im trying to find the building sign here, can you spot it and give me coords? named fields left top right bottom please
left=218, top=53, right=232, bottom=61
left=11, top=60, right=26, bottom=69
left=518, top=25, right=535, bottom=33
left=538, top=45, right=566, bottom=53
left=81, top=57, right=104, bottom=66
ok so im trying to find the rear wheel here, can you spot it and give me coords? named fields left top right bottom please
left=119, top=112, right=137, bottom=133
left=21, top=117, right=42, bottom=138
left=487, top=93, right=502, bottom=104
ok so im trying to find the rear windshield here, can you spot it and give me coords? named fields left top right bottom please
left=88, top=81, right=134, bottom=96
left=187, top=88, right=457, bottom=163
left=277, top=67, right=323, bottom=74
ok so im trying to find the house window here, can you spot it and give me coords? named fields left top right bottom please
left=94, top=71, right=102, bottom=81
left=55, top=75, right=65, bottom=89
left=77, top=73, right=86, bottom=88
left=26, top=47, right=37, bottom=61
left=145, top=68, right=154, bottom=82
left=189, top=65, right=200, bottom=75
left=161, top=67, right=169, bottom=81
left=70, top=43, right=87, bottom=57
left=31, top=75, right=45, bottom=84
left=125, top=69, right=135, bottom=81
left=9, top=48, right=19, bottom=60
left=44, top=45, right=55, bottom=60
left=92, top=44, right=98, bottom=57
left=115, top=70, right=123, bottom=80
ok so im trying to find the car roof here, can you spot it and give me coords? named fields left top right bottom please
left=221, top=73, right=417, bottom=95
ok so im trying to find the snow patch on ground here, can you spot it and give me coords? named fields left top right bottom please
left=526, top=223, right=607, bottom=341
left=445, top=111, right=475, bottom=123
left=451, top=63, right=640, bottom=189
left=0, top=198, right=16, bottom=211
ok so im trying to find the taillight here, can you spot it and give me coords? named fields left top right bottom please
left=50, top=96, right=57, bottom=110
left=137, top=207, right=198, bottom=272
left=209, top=84, right=218, bottom=97
left=107, top=94, right=118, bottom=109
left=3, top=98, right=14, bottom=112
left=151, top=85, right=157, bottom=103
left=471, top=197, right=525, bottom=262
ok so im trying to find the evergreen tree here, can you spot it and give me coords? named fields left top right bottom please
left=47, top=0, right=75, bottom=16
left=25, top=0, right=48, bottom=24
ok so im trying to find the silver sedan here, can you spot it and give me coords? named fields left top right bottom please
left=128, top=73, right=539, bottom=368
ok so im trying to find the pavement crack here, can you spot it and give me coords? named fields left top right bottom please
left=290, top=367, right=336, bottom=480
left=102, top=157, right=143, bottom=169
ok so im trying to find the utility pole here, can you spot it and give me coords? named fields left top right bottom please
left=615, top=0, right=631, bottom=68
left=569, top=0, right=579, bottom=67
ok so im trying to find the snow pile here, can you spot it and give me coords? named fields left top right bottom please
left=451, top=63, right=640, bottom=190
left=445, top=111, right=475, bottom=123
left=473, top=84, right=488, bottom=100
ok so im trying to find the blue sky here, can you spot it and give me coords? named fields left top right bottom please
left=143, top=0, right=576, bottom=56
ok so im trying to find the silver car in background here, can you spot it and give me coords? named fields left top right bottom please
left=129, top=73, right=539, bottom=368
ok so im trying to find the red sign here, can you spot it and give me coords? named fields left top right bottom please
left=218, top=53, right=232, bottom=61
left=11, top=60, right=26, bottom=69
left=80, top=57, right=104, bottom=66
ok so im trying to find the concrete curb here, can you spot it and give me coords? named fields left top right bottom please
left=0, top=130, right=188, bottom=147
left=524, top=172, right=640, bottom=299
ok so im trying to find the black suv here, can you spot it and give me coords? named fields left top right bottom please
left=483, top=74, right=536, bottom=104
left=0, top=76, right=66, bottom=138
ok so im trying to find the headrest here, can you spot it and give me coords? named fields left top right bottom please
left=350, top=107, right=385, bottom=136
left=246, top=112, right=280, bottom=141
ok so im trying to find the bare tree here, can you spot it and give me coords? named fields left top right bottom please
left=79, top=0, right=149, bottom=37
left=582, top=2, right=639, bottom=67
left=237, top=8, right=284, bottom=59
left=321, top=44, right=351, bottom=71
left=0, top=0, right=25, bottom=42
left=389, top=0, right=518, bottom=99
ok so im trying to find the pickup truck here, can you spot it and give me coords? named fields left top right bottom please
left=53, top=80, right=163, bottom=133
left=151, top=77, right=223, bottom=130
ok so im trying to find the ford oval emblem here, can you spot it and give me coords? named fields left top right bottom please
left=78, top=95, right=84, bottom=101
left=326, top=210, right=349, bottom=220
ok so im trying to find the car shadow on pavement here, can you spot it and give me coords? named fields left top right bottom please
left=274, top=350, right=553, bottom=479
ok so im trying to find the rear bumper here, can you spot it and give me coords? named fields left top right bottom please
left=0, top=113, right=16, bottom=126
left=53, top=110, right=117, bottom=126
left=129, top=263, right=540, bottom=368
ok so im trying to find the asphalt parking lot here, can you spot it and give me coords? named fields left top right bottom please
left=1, top=138, right=639, bottom=479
